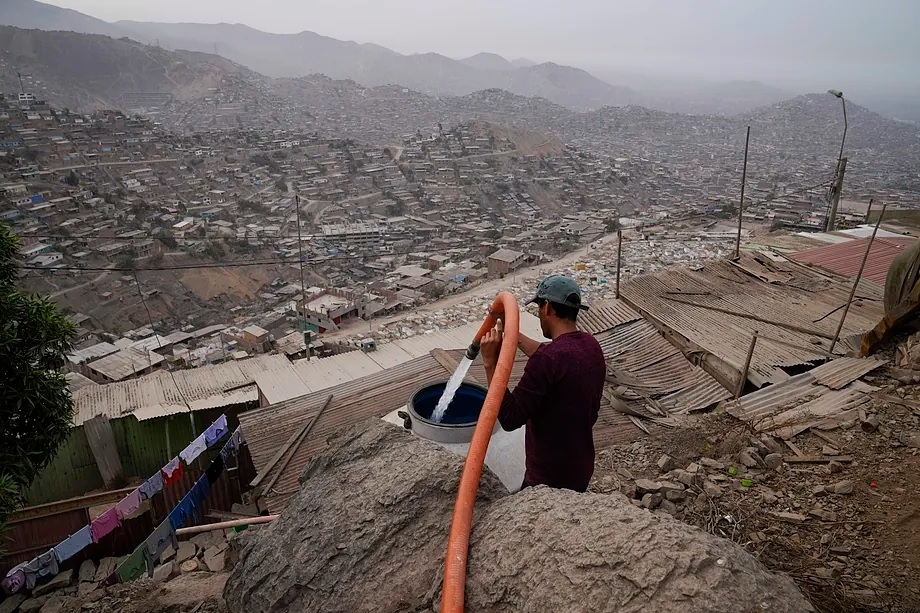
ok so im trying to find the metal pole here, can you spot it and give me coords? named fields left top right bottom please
left=734, top=126, right=751, bottom=259
left=294, top=193, right=308, bottom=349
left=615, top=230, right=622, bottom=299
left=829, top=202, right=887, bottom=354
left=864, top=198, right=874, bottom=225
left=735, top=331, right=758, bottom=398
left=838, top=96, right=848, bottom=169
left=826, top=157, right=847, bottom=232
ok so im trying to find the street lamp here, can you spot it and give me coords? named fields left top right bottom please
left=827, top=89, right=847, bottom=166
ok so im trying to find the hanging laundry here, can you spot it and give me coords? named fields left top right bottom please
left=115, top=545, right=147, bottom=584
left=53, top=525, right=92, bottom=564
left=115, top=489, right=142, bottom=520
left=161, top=457, right=184, bottom=487
left=1, top=565, right=30, bottom=595
left=205, top=414, right=229, bottom=447
left=23, top=549, right=59, bottom=582
left=144, top=521, right=178, bottom=576
left=205, top=453, right=225, bottom=485
left=220, top=427, right=243, bottom=462
left=180, top=433, right=207, bottom=465
left=90, top=507, right=121, bottom=543
left=168, top=494, right=196, bottom=531
left=139, top=471, right=164, bottom=501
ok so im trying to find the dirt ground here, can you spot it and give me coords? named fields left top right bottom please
left=590, top=365, right=920, bottom=612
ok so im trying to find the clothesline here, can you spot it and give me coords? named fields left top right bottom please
left=2, top=415, right=240, bottom=595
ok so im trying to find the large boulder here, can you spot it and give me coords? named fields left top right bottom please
left=224, top=419, right=508, bottom=612
left=225, top=420, right=813, bottom=612
left=466, top=487, right=812, bottom=612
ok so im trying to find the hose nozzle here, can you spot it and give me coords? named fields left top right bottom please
left=465, top=342, right=480, bottom=361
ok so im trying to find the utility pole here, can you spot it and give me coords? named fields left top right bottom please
left=734, top=126, right=751, bottom=260
left=825, top=157, right=848, bottom=231
left=294, top=194, right=309, bottom=356
left=864, top=198, right=874, bottom=225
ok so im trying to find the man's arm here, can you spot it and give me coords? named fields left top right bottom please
left=479, top=321, right=551, bottom=431
left=516, top=333, right=544, bottom=358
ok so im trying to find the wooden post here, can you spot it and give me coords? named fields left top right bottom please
left=84, top=415, right=125, bottom=489
left=735, top=126, right=751, bottom=260
left=864, top=198, right=874, bottom=224
left=615, top=230, right=623, bottom=299
left=830, top=202, right=887, bottom=353
left=735, top=331, right=758, bottom=399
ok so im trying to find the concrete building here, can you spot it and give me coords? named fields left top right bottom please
left=321, top=222, right=381, bottom=248
left=487, top=248, right=528, bottom=278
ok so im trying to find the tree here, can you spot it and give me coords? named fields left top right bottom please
left=275, top=178, right=288, bottom=192
left=0, top=223, right=76, bottom=543
left=63, top=170, right=79, bottom=187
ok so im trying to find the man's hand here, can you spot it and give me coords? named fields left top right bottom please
left=479, top=319, right=504, bottom=371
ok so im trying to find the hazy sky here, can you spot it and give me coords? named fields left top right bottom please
left=47, top=0, right=920, bottom=95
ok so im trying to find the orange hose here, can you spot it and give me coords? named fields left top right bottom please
left=442, top=291, right=519, bottom=613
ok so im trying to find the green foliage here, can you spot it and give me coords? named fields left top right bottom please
left=64, top=170, right=79, bottom=187
left=204, top=241, right=226, bottom=260
left=605, top=218, right=621, bottom=233
left=0, top=223, right=75, bottom=544
left=275, top=178, right=288, bottom=192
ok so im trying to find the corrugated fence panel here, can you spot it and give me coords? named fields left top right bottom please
left=23, top=428, right=103, bottom=506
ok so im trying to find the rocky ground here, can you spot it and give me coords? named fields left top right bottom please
left=590, top=344, right=920, bottom=612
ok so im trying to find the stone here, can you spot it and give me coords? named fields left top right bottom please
left=634, top=479, right=662, bottom=495
left=152, top=561, right=176, bottom=583
left=809, top=507, right=838, bottom=522
left=180, top=559, right=202, bottom=573
left=176, top=540, right=198, bottom=563
left=629, top=498, right=643, bottom=507
left=77, top=560, right=96, bottom=584
left=657, top=454, right=675, bottom=473
left=93, top=558, right=117, bottom=583
left=0, top=594, right=26, bottom=613
left=665, top=489, right=687, bottom=503
left=821, top=445, right=840, bottom=456
left=699, top=458, right=725, bottom=470
left=703, top=482, right=722, bottom=498
left=32, top=570, right=73, bottom=597
left=760, top=489, right=778, bottom=504
left=658, top=500, right=678, bottom=515
left=674, top=469, right=701, bottom=488
left=813, top=485, right=827, bottom=496
left=829, top=544, right=852, bottom=555
left=38, top=594, right=67, bottom=613
left=763, top=453, right=783, bottom=470
left=190, top=532, right=216, bottom=550
left=826, top=461, right=845, bottom=474
left=204, top=551, right=226, bottom=573
left=759, top=434, right=784, bottom=456
left=224, top=419, right=815, bottom=613
left=770, top=512, right=807, bottom=524
left=160, top=544, right=177, bottom=563
left=738, top=449, right=760, bottom=468
left=684, top=462, right=701, bottom=474
left=76, top=582, right=98, bottom=598
left=657, top=481, right=684, bottom=494
left=19, top=597, right=47, bottom=613
left=820, top=534, right=831, bottom=545
left=900, top=432, right=920, bottom=448
left=830, top=480, right=855, bottom=495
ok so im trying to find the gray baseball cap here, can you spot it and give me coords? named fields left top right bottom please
left=525, top=275, right=589, bottom=311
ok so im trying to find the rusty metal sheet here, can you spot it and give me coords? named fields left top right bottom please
left=810, top=357, right=885, bottom=390
left=577, top=299, right=641, bottom=334
left=658, top=367, right=732, bottom=413
left=755, top=388, right=871, bottom=439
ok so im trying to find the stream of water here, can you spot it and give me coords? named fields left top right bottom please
left=431, top=356, right=473, bottom=423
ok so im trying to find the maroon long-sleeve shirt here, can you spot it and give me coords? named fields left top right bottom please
left=497, top=330, right=606, bottom=492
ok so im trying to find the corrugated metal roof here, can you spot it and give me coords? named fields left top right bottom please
left=291, top=314, right=543, bottom=394
left=254, top=364, right=312, bottom=405
left=789, top=237, right=915, bottom=285
left=86, top=347, right=165, bottom=381
left=810, top=357, right=885, bottom=390
left=73, top=354, right=290, bottom=425
left=242, top=344, right=651, bottom=512
left=67, top=342, right=119, bottom=365
left=722, top=357, right=880, bottom=436
left=620, top=255, right=885, bottom=388
left=577, top=299, right=641, bottom=334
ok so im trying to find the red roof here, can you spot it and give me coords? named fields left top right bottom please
left=789, top=237, right=917, bottom=285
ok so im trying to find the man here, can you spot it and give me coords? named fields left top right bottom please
left=480, top=275, right=606, bottom=492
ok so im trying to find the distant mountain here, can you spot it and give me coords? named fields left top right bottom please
left=460, top=52, right=515, bottom=71
left=0, top=26, right=263, bottom=111
left=0, top=0, right=120, bottom=36
left=511, top=58, right=538, bottom=68
left=0, top=0, right=637, bottom=111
